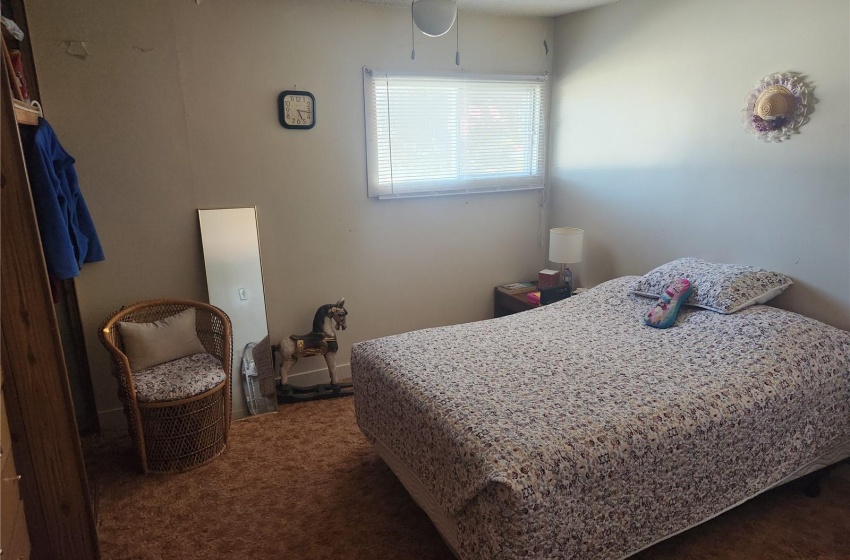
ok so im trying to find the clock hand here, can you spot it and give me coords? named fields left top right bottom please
left=297, top=109, right=311, bottom=121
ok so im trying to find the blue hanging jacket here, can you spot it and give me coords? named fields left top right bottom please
left=21, top=118, right=105, bottom=280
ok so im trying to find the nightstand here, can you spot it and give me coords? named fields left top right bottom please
left=494, top=285, right=539, bottom=317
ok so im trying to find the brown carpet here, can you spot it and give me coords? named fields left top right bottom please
left=86, top=398, right=850, bottom=560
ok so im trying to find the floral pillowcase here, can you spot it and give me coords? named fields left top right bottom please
left=631, top=258, right=793, bottom=314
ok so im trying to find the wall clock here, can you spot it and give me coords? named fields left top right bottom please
left=278, top=90, right=315, bottom=129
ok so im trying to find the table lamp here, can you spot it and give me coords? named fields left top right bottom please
left=549, top=227, right=584, bottom=292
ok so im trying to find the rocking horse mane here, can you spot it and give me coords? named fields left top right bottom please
left=312, top=304, right=337, bottom=333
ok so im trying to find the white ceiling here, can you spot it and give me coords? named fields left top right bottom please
left=344, top=0, right=620, bottom=18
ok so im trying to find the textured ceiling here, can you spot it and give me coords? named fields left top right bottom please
left=344, top=0, right=620, bottom=18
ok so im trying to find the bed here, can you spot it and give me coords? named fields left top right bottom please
left=351, top=273, right=850, bottom=560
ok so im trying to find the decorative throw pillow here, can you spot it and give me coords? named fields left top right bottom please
left=632, top=258, right=793, bottom=314
left=119, top=307, right=208, bottom=370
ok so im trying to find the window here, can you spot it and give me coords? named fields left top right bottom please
left=363, top=68, right=547, bottom=199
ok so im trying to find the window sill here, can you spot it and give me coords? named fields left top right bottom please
left=375, top=185, right=544, bottom=200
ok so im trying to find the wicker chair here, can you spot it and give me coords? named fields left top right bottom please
left=99, top=299, right=232, bottom=474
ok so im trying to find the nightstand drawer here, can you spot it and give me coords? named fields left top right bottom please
left=494, top=286, right=538, bottom=317
left=499, top=293, right=533, bottom=313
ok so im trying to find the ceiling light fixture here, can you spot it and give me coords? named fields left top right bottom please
left=410, top=0, right=460, bottom=66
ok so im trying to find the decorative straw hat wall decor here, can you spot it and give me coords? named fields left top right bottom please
left=743, top=72, right=814, bottom=142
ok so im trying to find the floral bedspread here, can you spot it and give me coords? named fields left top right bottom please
left=351, top=276, right=850, bottom=559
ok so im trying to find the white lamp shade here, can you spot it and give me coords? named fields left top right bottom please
left=412, top=0, right=457, bottom=37
left=549, top=227, right=584, bottom=264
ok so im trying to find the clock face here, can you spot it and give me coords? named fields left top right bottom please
left=278, top=90, right=315, bottom=129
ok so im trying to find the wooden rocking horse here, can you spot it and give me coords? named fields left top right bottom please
left=273, top=299, right=352, bottom=402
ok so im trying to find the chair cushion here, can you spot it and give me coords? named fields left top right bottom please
left=133, top=353, right=226, bottom=403
left=119, top=307, right=208, bottom=371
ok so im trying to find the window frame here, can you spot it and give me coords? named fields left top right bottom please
left=363, top=68, right=548, bottom=199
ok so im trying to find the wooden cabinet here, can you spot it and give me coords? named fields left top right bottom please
left=1, top=39, right=99, bottom=560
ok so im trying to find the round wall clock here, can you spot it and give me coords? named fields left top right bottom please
left=278, top=90, right=315, bottom=129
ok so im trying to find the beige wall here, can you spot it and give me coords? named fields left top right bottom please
left=549, top=0, right=850, bottom=330
left=27, top=0, right=553, bottom=427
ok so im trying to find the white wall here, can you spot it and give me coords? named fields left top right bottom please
left=549, top=0, right=850, bottom=330
left=27, top=0, right=553, bottom=428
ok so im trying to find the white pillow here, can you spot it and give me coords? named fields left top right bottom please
left=631, top=258, right=793, bottom=314
left=119, top=307, right=208, bottom=370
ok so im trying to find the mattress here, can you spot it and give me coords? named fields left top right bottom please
left=352, top=276, right=850, bottom=559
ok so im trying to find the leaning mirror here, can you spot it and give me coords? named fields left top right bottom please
left=198, top=207, right=277, bottom=417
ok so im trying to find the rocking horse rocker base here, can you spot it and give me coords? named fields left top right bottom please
left=276, top=381, right=353, bottom=404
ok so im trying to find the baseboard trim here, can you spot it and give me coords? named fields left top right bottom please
left=287, top=363, right=352, bottom=387
left=96, top=363, right=352, bottom=427
left=97, top=407, right=128, bottom=434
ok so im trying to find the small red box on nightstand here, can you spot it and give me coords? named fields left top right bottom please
left=538, top=269, right=560, bottom=290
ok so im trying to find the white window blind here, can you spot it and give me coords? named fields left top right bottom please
left=364, top=68, right=547, bottom=199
